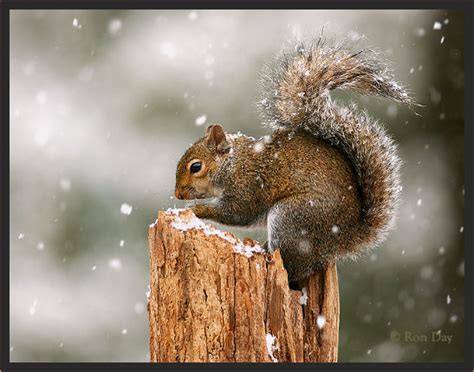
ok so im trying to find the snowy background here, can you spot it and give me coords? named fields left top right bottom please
left=10, top=10, right=464, bottom=362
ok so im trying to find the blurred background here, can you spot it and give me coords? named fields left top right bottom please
left=9, top=10, right=464, bottom=362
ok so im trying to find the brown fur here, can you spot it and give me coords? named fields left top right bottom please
left=174, top=36, right=413, bottom=282
left=175, top=126, right=363, bottom=281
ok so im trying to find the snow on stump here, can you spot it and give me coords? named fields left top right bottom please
left=147, top=208, right=339, bottom=362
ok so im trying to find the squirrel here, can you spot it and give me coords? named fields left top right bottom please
left=174, top=36, right=414, bottom=283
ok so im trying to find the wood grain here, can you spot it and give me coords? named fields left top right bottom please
left=148, top=209, right=339, bottom=362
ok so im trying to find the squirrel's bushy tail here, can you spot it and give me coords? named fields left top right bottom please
left=259, top=36, right=413, bottom=250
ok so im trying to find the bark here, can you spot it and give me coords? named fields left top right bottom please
left=148, top=208, right=339, bottom=362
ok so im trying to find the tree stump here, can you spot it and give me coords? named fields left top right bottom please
left=147, top=208, right=339, bottom=362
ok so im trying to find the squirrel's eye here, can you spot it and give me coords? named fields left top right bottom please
left=190, top=162, right=202, bottom=174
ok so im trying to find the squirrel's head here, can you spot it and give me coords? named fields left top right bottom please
left=175, top=124, right=232, bottom=200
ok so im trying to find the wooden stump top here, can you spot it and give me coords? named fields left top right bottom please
left=148, top=208, right=339, bottom=362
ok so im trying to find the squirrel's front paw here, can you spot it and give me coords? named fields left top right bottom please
left=190, top=203, right=214, bottom=219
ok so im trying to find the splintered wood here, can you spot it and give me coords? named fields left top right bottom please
left=148, top=208, right=339, bottom=362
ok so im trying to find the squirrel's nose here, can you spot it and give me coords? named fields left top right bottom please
left=175, top=190, right=183, bottom=200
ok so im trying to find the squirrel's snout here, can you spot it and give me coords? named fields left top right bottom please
left=175, top=189, right=184, bottom=200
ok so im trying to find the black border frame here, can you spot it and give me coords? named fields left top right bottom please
left=1, top=1, right=472, bottom=372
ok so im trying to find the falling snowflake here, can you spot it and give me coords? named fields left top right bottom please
left=72, top=18, right=82, bottom=29
left=316, top=315, right=326, bottom=329
left=120, top=203, right=133, bottom=215
left=415, top=27, right=426, bottom=37
left=195, top=115, right=207, bottom=126
left=108, top=19, right=122, bottom=35
left=108, top=258, right=122, bottom=271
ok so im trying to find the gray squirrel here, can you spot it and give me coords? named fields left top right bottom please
left=174, top=36, right=413, bottom=283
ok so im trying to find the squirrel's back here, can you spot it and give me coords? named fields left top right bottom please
left=258, top=36, right=414, bottom=255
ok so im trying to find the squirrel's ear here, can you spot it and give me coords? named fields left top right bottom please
left=205, top=124, right=231, bottom=153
